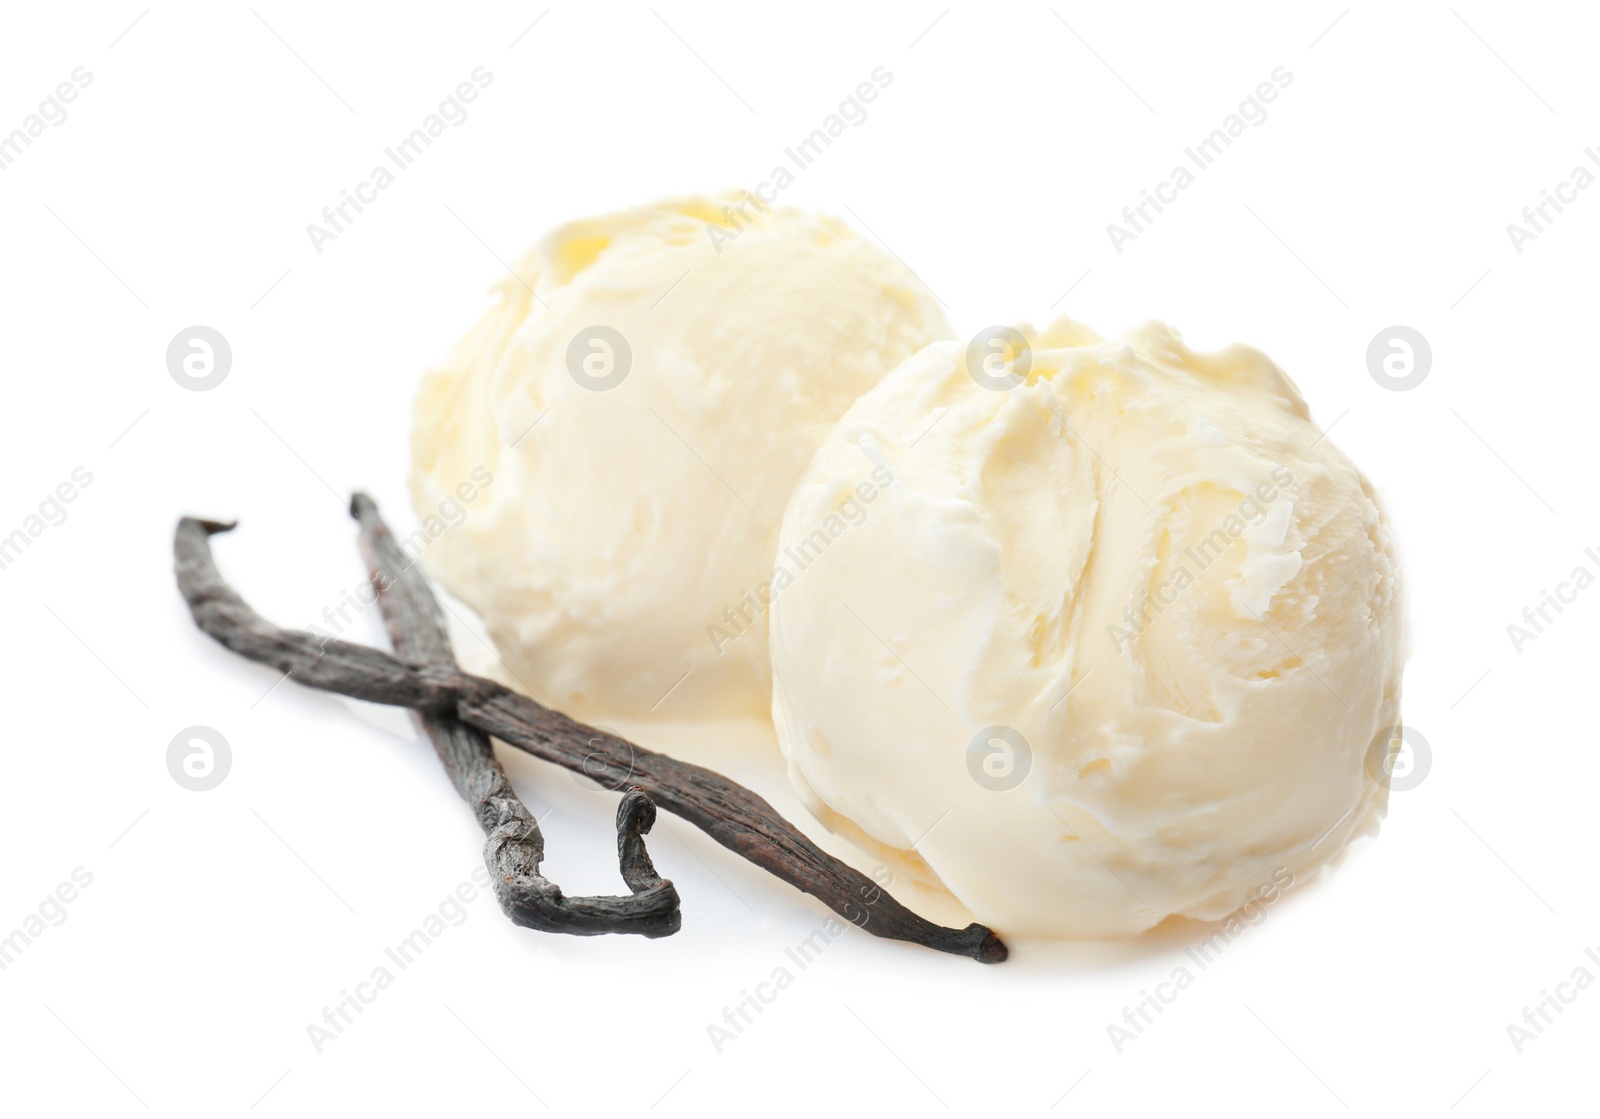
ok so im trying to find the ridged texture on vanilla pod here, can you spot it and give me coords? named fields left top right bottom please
left=769, top=319, right=1405, bottom=937
left=410, top=195, right=952, bottom=721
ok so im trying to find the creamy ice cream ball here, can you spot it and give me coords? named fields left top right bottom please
left=410, top=194, right=952, bottom=721
left=768, top=318, right=1404, bottom=937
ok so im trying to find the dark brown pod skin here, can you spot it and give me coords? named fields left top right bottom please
left=174, top=500, right=1006, bottom=964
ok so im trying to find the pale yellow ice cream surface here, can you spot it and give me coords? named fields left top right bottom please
left=411, top=195, right=952, bottom=721
left=768, top=319, right=1404, bottom=937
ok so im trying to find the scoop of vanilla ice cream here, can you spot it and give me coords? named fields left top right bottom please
left=410, top=195, right=952, bottom=721
left=768, top=318, right=1404, bottom=937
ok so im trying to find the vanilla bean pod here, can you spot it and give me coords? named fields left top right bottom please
left=175, top=511, right=1007, bottom=964
left=351, top=493, right=679, bottom=937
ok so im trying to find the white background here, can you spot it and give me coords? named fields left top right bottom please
left=0, top=2, right=1593, bottom=1115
